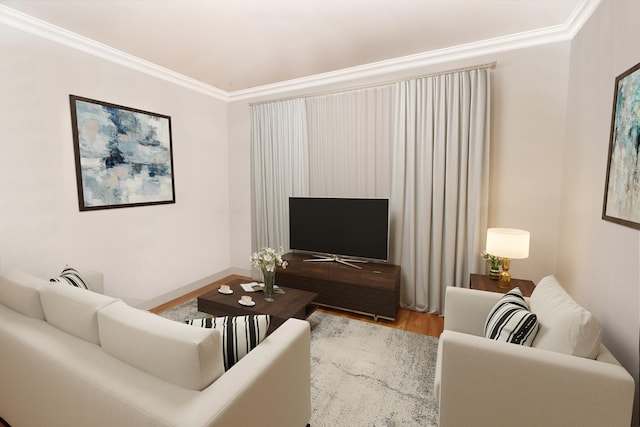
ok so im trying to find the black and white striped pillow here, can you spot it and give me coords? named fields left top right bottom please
left=186, top=314, right=270, bottom=370
left=484, top=287, right=538, bottom=346
left=50, top=267, right=89, bottom=290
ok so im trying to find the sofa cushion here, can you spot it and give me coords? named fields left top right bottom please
left=529, top=275, right=602, bottom=359
left=186, top=314, right=270, bottom=370
left=0, top=270, right=48, bottom=319
left=484, top=287, right=538, bottom=346
left=49, top=267, right=89, bottom=289
left=98, top=301, right=224, bottom=391
left=40, top=284, right=118, bottom=344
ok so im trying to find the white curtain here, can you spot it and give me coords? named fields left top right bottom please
left=250, top=99, right=309, bottom=252
left=390, top=69, right=490, bottom=314
left=305, top=87, right=394, bottom=198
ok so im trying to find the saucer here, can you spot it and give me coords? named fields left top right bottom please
left=238, top=299, right=256, bottom=307
left=218, top=288, right=233, bottom=295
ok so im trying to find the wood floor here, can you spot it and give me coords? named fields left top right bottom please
left=150, top=274, right=444, bottom=338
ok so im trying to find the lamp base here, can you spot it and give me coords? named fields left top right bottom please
left=498, top=258, right=512, bottom=289
left=498, top=271, right=511, bottom=288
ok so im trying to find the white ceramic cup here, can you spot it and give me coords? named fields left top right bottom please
left=220, top=284, right=230, bottom=292
left=241, top=295, right=252, bottom=303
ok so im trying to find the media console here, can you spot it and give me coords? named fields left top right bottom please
left=275, top=252, right=401, bottom=321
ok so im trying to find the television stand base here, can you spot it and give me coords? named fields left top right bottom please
left=304, top=254, right=367, bottom=270
left=314, top=302, right=394, bottom=321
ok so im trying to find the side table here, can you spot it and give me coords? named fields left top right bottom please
left=469, top=273, right=535, bottom=297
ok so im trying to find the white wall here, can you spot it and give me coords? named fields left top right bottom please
left=0, top=24, right=232, bottom=306
left=228, top=101, right=253, bottom=275
left=559, top=0, right=640, bottom=423
left=488, top=43, right=571, bottom=282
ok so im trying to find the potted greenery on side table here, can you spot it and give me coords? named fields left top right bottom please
left=482, top=251, right=502, bottom=280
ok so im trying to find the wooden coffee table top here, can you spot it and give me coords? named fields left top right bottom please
left=197, top=278, right=318, bottom=329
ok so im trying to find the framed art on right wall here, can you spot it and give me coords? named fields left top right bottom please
left=602, top=62, right=640, bottom=230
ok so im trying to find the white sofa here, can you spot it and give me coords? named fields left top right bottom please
left=0, top=270, right=311, bottom=427
left=435, top=276, right=635, bottom=427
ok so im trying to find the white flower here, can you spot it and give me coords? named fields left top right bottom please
left=250, top=247, right=287, bottom=271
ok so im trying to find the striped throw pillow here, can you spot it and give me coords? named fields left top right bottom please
left=484, top=287, right=538, bottom=346
left=50, top=267, right=89, bottom=290
left=186, top=314, right=270, bottom=370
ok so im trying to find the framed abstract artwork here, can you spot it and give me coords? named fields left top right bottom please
left=602, top=62, right=640, bottom=230
left=69, top=95, right=175, bottom=211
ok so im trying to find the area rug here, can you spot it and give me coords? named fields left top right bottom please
left=159, top=301, right=439, bottom=426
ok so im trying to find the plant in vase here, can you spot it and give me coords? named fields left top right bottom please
left=481, top=251, right=503, bottom=280
left=250, top=247, right=288, bottom=302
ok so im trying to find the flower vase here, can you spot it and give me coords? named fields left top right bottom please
left=489, top=266, right=501, bottom=281
left=262, top=268, right=275, bottom=302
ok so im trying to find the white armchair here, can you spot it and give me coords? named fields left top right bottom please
left=435, top=285, right=635, bottom=427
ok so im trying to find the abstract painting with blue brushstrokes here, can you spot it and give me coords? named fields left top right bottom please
left=69, top=95, right=175, bottom=211
left=602, top=63, right=640, bottom=230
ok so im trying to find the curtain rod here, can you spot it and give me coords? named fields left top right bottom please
left=249, top=61, right=497, bottom=106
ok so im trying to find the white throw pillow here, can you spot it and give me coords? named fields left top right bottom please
left=484, top=287, right=538, bottom=346
left=187, top=315, right=270, bottom=370
left=529, top=275, right=602, bottom=359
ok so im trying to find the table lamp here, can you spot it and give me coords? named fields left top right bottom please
left=485, top=228, right=530, bottom=288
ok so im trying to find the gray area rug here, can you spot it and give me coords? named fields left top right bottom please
left=158, top=298, right=202, bottom=322
left=159, top=300, right=439, bottom=426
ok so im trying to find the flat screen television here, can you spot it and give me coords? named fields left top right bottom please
left=289, top=197, right=389, bottom=264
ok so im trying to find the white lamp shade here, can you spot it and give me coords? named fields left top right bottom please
left=485, top=228, right=530, bottom=259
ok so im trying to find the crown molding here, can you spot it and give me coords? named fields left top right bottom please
left=229, top=25, right=568, bottom=102
left=0, top=5, right=230, bottom=102
left=565, top=0, right=602, bottom=38
left=229, top=0, right=601, bottom=102
left=1, top=0, right=600, bottom=104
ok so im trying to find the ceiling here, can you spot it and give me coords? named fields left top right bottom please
left=1, top=0, right=585, bottom=93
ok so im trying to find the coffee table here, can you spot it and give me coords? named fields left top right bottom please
left=197, top=278, right=318, bottom=333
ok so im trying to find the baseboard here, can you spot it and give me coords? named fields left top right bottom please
left=136, top=267, right=252, bottom=310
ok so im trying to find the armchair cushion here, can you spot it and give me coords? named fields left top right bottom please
left=530, top=275, right=601, bottom=359
left=443, top=287, right=503, bottom=336
left=484, top=287, right=538, bottom=346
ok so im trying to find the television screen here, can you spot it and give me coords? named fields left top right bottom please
left=289, top=197, right=389, bottom=261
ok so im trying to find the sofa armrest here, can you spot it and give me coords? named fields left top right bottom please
left=195, top=318, right=311, bottom=427
left=443, top=287, right=504, bottom=336
left=437, top=330, right=635, bottom=427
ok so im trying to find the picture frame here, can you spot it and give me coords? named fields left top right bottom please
left=602, top=62, right=640, bottom=230
left=69, top=95, right=175, bottom=211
